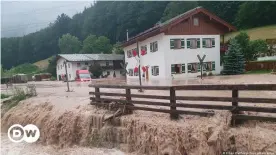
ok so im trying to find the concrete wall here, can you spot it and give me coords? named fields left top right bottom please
left=123, top=34, right=220, bottom=80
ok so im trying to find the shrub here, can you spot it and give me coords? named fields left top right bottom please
left=208, top=72, right=213, bottom=76
left=202, top=72, right=207, bottom=77
left=50, top=76, right=57, bottom=81
left=1, top=94, right=10, bottom=99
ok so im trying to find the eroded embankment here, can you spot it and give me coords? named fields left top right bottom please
left=2, top=100, right=276, bottom=155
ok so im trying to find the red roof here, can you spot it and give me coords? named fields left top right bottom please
left=123, top=7, right=236, bottom=47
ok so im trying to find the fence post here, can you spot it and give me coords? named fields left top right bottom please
left=95, top=87, right=100, bottom=103
left=170, top=86, right=178, bottom=119
left=126, top=88, right=131, bottom=104
left=231, top=89, right=239, bottom=126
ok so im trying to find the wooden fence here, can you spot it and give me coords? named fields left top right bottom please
left=245, top=61, right=276, bottom=71
left=89, top=84, right=276, bottom=125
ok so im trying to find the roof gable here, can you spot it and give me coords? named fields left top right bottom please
left=123, top=7, right=236, bottom=47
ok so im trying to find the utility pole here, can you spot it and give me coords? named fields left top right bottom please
left=63, top=61, right=70, bottom=92
left=136, top=40, right=143, bottom=92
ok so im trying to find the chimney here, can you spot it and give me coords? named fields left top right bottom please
left=126, top=29, right=129, bottom=41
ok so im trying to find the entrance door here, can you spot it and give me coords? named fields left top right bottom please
left=146, top=69, right=149, bottom=80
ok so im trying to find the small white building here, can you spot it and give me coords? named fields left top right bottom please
left=122, top=7, right=236, bottom=81
left=56, top=54, right=124, bottom=81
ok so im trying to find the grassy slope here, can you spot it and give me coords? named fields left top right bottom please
left=223, top=25, right=276, bottom=42
left=33, top=57, right=51, bottom=70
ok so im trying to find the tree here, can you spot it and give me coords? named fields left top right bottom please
left=89, top=63, right=103, bottom=78
left=47, top=56, right=57, bottom=78
left=161, top=1, right=198, bottom=22
left=223, top=39, right=245, bottom=75
left=234, top=32, right=251, bottom=62
left=58, top=33, right=81, bottom=54
left=112, top=42, right=124, bottom=54
left=248, top=40, right=268, bottom=58
left=94, top=36, right=113, bottom=54
left=82, top=35, right=97, bottom=53
left=235, top=2, right=276, bottom=29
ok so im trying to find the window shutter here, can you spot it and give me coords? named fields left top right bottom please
left=203, top=63, right=206, bottom=71
left=155, top=42, right=158, bottom=51
left=202, top=39, right=206, bottom=48
left=170, top=39, right=174, bottom=49
left=197, top=63, right=201, bottom=72
left=150, top=43, right=153, bottom=52
left=171, top=64, right=176, bottom=74
left=212, top=38, right=215, bottom=47
left=197, top=39, right=200, bottom=48
left=181, top=64, right=185, bottom=73
left=151, top=66, right=154, bottom=75
left=188, top=64, right=192, bottom=73
left=181, top=39, right=185, bottom=48
left=187, top=40, right=191, bottom=49
left=212, top=62, right=215, bottom=71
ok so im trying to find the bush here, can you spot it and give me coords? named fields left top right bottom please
left=12, top=87, right=27, bottom=101
left=202, top=72, right=207, bottom=77
left=50, top=76, right=57, bottom=81
left=208, top=72, right=213, bottom=76
left=89, top=63, right=103, bottom=78
left=1, top=94, right=10, bottom=99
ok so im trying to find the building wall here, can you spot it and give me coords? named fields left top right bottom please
left=57, top=58, right=123, bottom=80
left=163, top=35, right=221, bottom=79
left=165, top=13, right=230, bottom=35
left=124, top=33, right=167, bottom=80
left=124, top=34, right=220, bottom=80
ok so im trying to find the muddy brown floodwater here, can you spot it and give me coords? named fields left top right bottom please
left=1, top=74, right=276, bottom=155
left=1, top=133, right=125, bottom=155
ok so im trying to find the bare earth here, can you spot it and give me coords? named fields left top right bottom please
left=1, top=74, right=276, bottom=155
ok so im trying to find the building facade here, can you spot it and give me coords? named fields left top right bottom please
left=123, top=7, right=236, bottom=81
left=56, top=54, right=124, bottom=81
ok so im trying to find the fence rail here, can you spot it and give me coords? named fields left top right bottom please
left=89, top=84, right=276, bottom=125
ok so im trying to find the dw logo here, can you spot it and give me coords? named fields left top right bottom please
left=8, top=124, right=40, bottom=143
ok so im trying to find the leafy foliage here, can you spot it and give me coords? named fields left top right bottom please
left=58, top=33, right=82, bottom=54
left=234, top=32, right=268, bottom=61
left=223, top=39, right=245, bottom=75
left=2, top=63, right=40, bottom=77
left=89, top=63, right=103, bottom=78
left=1, top=1, right=276, bottom=70
left=47, top=56, right=57, bottom=78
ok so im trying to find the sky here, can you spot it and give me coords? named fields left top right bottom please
left=1, top=1, right=93, bottom=37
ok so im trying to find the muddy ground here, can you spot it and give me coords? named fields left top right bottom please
left=1, top=74, right=276, bottom=155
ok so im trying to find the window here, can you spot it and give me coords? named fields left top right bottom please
left=151, top=66, right=159, bottom=76
left=203, top=38, right=215, bottom=48
left=170, top=39, right=185, bottom=49
left=106, top=61, right=109, bottom=66
left=188, top=63, right=199, bottom=73
left=77, top=63, right=80, bottom=67
left=85, top=62, right=88, bottom=65
left=107, top=71, right=110, bottom=75
left=150, top=41, right=158, bottom=52
left=193, top=18, right=199, bottom=26
left=127, top=50, right=132, bottom=58
left=140, top=45, right=147, bottom=55
left=212, top=62, right=215, bottom=71
left=203, top=62, right=215, bottom=71
left=128, top=69, right=133, bottom=76
left=171, top=64, right=185, bottom=74
left=187, top=38, right=200, bottom=49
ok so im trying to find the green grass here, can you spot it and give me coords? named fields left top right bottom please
left=1, top=94, right=10, bottom=99
left=33, top=57, right=51, bottom=70
left=245, top=70, right=272, bottom=74
left=223, top=25, right=276, bottom=42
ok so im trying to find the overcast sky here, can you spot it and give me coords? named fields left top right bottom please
left=1, top=1, right=92, bottom=37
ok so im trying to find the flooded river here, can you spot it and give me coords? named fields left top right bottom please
left=1, top=133, right=125, bottom=155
